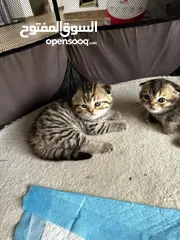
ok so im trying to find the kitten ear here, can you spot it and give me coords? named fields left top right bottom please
left=166, top=82, right=180, bottom=98
left=139, top=79, right=153, bottom=87
left=139, top=83, right=145, bottom=86
left=170, top=82, right=180, bottom=93
left=139, top=82, right=147, bottom=87
left=103, top=84, right=111, bottom=94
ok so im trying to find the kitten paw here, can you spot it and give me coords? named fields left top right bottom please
left=120, top=122, right=128, bottom=130
left=110, top=122, right=127, bottom=132
left=162, top=123, right=177, bottom=135
left=163, top=127, right=175, bottom=135
left=98, top=142, right=114, bottom=153
left=145, top=114, right=157, bottom=124
left=112, top=112, right=122, bottom=120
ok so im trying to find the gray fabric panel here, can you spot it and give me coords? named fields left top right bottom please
left=0, top=43, right=67, bottom=126
left=67, top=20, right=180, bottom=84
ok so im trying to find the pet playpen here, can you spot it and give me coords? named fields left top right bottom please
left=0, top=0, right=180, bottom=128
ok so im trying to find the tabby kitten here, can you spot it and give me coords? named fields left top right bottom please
left=139, top=78, right=180, bottom=135
left=28, top=82, right=127, bottom=161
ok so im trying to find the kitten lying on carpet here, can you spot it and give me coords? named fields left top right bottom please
left=139, top=78, right=180, bottom=135
left=28, top=82, right=127, bottom=161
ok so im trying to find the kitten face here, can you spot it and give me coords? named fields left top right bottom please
left=139, top=79, right=180, bottom=114
left=72, top=83, right=112, bottom=120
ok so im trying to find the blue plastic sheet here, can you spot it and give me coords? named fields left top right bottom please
left=15, top=185, right=180, bottom=240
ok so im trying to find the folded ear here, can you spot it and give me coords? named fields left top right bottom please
left=139, top=82, right=147, bottom=87
left=103, top=84, right=111, bottom=94
left=139, top=79, right=153, bottom=87
left=170, top=82, right=180, bottom=93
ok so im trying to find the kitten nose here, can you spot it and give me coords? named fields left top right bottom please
left=150, top=100, right=156, bottom=107
left=89, top=109, right=94, bottom=114
left=150, top=104, right=155, bottom=108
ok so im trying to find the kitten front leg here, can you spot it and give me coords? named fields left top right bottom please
left=81, top=140, right=113, bottom=154
left=105, top=110, right=122, bottom=121
left=86, top=121, right=127, bottom=135
left=144, top=111, right=158, bottom=124
left=107, top=121, right=127, bottom=133
left=162, top=121, right=178, bottom=135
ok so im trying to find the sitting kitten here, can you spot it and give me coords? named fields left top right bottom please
left=139, top=78, right=180, bottom=135
left=28, top=82, right=127, bottom=161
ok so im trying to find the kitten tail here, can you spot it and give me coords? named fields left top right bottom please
left=60, top=149, right=92, bottom=161
left=72, top=151, right=92, bottom=160
left=33, top=147, right=92, bottom=161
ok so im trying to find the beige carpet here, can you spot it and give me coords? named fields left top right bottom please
left=1, top=76, right=180, bottom=239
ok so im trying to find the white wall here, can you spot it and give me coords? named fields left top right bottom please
left=64, top=0, right=107, bottom=13
left=5, top=0, right=24, bottom=19
left=5, top=0, right=33, bottom=18
left=63, top=0, right=169, bottom=16
left=19, top=0, right=34, bottom=17
left=57, top=0, right=64, bottom=7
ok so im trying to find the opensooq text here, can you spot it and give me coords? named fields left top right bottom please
left=46, top=38, right=91, bottom=46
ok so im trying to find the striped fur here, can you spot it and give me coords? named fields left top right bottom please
left=139, top=78, right=180, bottom=136
left=28, top=82, right=127, bottom=161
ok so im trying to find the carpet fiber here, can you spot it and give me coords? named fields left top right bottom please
left=1, top=76, right=180, bottom=239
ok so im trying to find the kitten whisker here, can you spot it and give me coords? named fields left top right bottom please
left=137, top=106, right=146, bottom=117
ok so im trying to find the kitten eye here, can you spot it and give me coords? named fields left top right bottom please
left=158, top=98, right=166, bottom=103
left=81, top=104, right=87, bottom=108
left=144, top=95, right=151, bottom=101
left=94, top=102, right=101, bottom=107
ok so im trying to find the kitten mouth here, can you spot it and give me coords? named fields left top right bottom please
left=148, top=108, right=161, bottom=113
left=144, top=105, right=159, bottom=113
left=81, top=114, right=97, bottom=120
